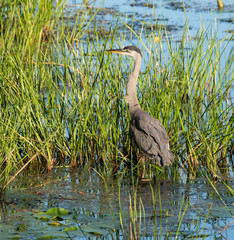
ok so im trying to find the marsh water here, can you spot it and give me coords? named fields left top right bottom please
left=1, top=0, right=234, bottom=239
left=65, top=0, right=234, bottom=96
left=1, top=167, right=234, bottom=239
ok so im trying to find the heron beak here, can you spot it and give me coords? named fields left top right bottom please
left=106, top=48, right=125, bottom=54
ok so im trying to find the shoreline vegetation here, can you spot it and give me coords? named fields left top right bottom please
left=0, top=0, right=233, bottom=194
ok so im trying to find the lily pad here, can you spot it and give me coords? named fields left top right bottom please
left=36, top=235, right=55, bottom=240
left=37, top=216, right=50, bottom=221
left=51, top=216, right=64, bottom=221
left=209, top=206, right=234, bottom=218
left=48, top=221, right=62, bottom=226
left=64, top=226, right=80, bottom=231
left=46, top=208, right=71, bottom=216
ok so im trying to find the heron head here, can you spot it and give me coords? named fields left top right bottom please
left=106, top=46, right=142, bottom=58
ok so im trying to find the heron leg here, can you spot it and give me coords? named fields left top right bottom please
left=149, top=163, right=151, bottom=179
left=141, top=157, right=145, bottom=178
left=136, top=149, right=145, bottom=178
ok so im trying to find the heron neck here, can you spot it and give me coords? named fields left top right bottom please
left=126, top=56, right=141, bottom=110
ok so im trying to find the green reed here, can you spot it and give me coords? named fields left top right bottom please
left=145, top=26, right=233, bottom=178
left=119, top=181, right=213, bottom=239
left=0, top=0, right=233, bottom=193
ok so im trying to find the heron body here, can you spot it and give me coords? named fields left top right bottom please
left=106, top=46, right=174, bottom=167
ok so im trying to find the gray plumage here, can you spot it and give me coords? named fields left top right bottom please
left=106, top=46, right=174, bottom=167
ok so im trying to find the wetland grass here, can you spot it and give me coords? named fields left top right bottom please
left=0, top=1, right=233, bottom=195
left=119, top=180, right=215, bottom=239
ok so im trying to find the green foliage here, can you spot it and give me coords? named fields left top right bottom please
left=0, top=0, right=233, bottom=193
left=145, top=27, right=234, bottom=177
left=46, top=207, right=71, bottom=216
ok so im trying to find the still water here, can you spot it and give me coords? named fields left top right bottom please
left=66, top=0, right=234, bottom=97
left=1, top=167, right=234, bottom=239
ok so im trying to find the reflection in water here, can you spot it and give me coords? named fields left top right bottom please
left=1, top=167, right=234, bottom=239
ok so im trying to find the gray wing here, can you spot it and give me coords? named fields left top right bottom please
left=130, top=110, right=174, bottom=166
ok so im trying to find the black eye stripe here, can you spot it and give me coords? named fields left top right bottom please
left=123, top=46, right=142, bottom=56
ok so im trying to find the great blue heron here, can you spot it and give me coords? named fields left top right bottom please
left=106, top=46, right=174, bottom=167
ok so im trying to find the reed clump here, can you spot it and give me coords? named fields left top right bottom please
left=0, top=1, right=233, bottom=193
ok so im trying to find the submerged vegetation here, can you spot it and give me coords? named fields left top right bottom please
left=0, top=0, right=233, bottom=194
